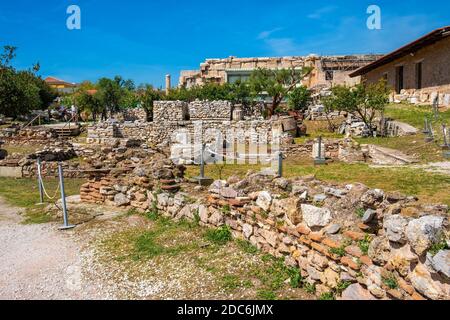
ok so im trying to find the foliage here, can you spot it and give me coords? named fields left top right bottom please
left=236, top=239, right=259, bottom=254
left=287, top=85, right=311, bottom=111
left=356, top=207, right=365, bottom=218
left=428, top=237, right=449, bottom=256
left=136, top=84, right=163, bottom=120
left=204, top=225, right=233, bottom=245
left=287, top=267, right=303, bottom=288
left=248, top=67, right=313, bottom=117
left=382, top=273, right=398, bottom=289
left=322, top=80, right=390, bottom=134
left=0, top=46, right=56, bottom=118
left=319, top=292, right=336, bottom=300
left=358, top=235, right=372, bottom=255
left=329, top=246, right=347, bottom=257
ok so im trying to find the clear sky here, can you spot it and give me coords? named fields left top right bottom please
left=1, top=0, right=449, bottom=88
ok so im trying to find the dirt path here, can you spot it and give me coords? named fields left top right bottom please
left=0, top=198, right=103, bottom=300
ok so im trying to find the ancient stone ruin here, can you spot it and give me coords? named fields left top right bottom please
left=77, top=149, right=449, bottom=300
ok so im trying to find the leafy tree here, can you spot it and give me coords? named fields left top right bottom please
left=137, top=84, right=163, bottom=120
left=287, top=85, right=311, bottom=111
left=322, top=80, right=390, bottom=135
left=227, top=80, right=254, bottom=106
left=75, top=89, right=103, bottom=122
left=0, top=46, right=56, bottom=118
left=97, top=77, right=124, bottom=119
left=248, top=67, right=313, bottom=117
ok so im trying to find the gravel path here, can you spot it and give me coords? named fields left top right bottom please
left=0, top=198, right=102, bottom=300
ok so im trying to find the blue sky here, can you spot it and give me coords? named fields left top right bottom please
left=1, top=0, right=449, bottom=87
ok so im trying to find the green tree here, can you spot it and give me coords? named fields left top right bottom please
left=0, top=46, right=56, bottom=118
left=97, top=77, right=124, bottom=119
left=248, top=67, right=313, bottom=117
left=287, top=85, right=311, bottom=111
left=75, top=89, right=103, bottom=122
left=137, top=84, right=162, bottom=121
left=322, top=80, right=390, bottom=135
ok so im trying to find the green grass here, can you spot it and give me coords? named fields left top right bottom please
left=2, top=144, right=42, bottom=156
left=319, top=292, right=336, bottom=300
left=382, top=273, right=399, bottom=290
left=384, top=103, right=450, bottom=129
left=0, top=177, right=85, bottom=208
left=0, top=177, right=86, bottom=224
left=358, top=235, right=372, bottom=256
left=236, top=239, right=259, bottom=254
left=428, top=238, right=449, bottom=256
left=204, top=225, right=233, bottom=245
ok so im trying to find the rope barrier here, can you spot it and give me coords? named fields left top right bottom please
left=39, top=175, right=61, bottom=200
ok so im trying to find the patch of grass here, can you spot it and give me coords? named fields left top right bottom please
left=428, top=238, right=449, bottom=256
left=287, top=267, right=303, bottom=288
left=205, top=225, right=233, bottom=245
left=358, top=235, right=372, bottom=256
left=257, top=289, right=277, bottom=300
left=0, top=177, right=85, bottom=209
left=2, top=144, right=42, bottom=156
left=221, top=204, right=231, bottom=214
left=382, top=273, right=398, bottom=290
left=22, top=206, right=54, bottom=224
left=236, top=239, right=258, bottom=255
left=355, top=208, right=365, bottom=218
left=329, top=246, right=346, bottom=258
left=221, top=275, right=241, bottom=292
left=335, top=281, right=352, bottom=295
left=319, top=292, right=336, bottom=300
left=384, top=103, right=450, bottom=128
left=303, top=282, right=316, bottom=294
left=134, top=231, right=165, bottom=259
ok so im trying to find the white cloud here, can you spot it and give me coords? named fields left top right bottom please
left=307, top=5, right=338, bottom=20
left=257, top=27, right=283, bottom=40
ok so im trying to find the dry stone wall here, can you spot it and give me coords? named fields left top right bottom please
left=79, top=164, right=450, bottom=300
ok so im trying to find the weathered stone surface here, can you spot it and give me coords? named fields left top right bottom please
left=220, top=187, right=238, bottom=199
left=243, top=223, right=253, bottom=239
left=361, top=189, right=384, bottom=208
left=157, top=193, right=170, bottom=209
left=271, top=198, right=300, bottom=223
left=406, top=215, right=445, bottom=255
left=114, top=193, right=130, bottom=207
left=388, top=243, right=419, bottom=277
left=325, top=223, right=341, bottom=235
left=313, top=194, right=327, bottom=203
left=301, top=204, right=332, bottom=228
left=427, top=250, right=450, bottom=278
left=208, top=208, right=224, bottom=226
left=368, top=236, right=391, bottom=265
left=384, top=215, right=409, bottom=243
left=362, top=209, right=377, bottom=224
left=260, top=229, right=278, bottom=247
left=340, top=283, right=377, bottom=300
left=321, top=268, right=339, bottom=288
left=198, top=205, right=209, bottom=223
left=256, top=191, right=272, bottom=211
left=274, top=177, right=290, bottom=190
left=409, top=263, right=449, bottom=300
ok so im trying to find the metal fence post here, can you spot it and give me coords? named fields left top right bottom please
left=36, top=158, right=44, bottom=204
left=58, top=163, right=75, bottom=230
left=278, top=151, right=283, bottom=177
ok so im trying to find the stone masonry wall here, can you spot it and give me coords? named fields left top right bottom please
left=189, top=100, right=232, bottom=120
left=80, top=169, right=450, bottom=300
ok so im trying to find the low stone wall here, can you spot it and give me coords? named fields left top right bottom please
left=189, top=100, right=232, bottom=120
left=122, top=108, right=147, bottom=122
left=79, top=170, right=449, bottom=300
left=153, top=101, right=189, bottom=122
left=391, top=86, right=450, bottom=106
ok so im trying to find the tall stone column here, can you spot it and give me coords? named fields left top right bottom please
left=165, top=74, right=171, bottom=94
